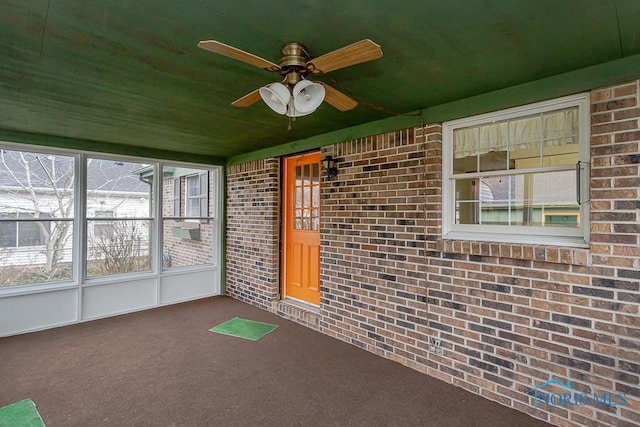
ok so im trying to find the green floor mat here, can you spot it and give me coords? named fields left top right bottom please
left=209, top=317, right=278, bottom=341
left=0, top=399, right=45, bottom=427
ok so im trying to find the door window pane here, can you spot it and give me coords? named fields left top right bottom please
left=303, top=164, right=311, bottom=185
left=292, top=159, right=321, bottom=231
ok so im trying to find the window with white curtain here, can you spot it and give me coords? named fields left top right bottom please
left=442, top=94, right=590, bottom=246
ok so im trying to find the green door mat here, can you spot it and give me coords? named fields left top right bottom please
left=0, top=399, right=45, bottom=427
left=209, top=317, right=278, bottom=341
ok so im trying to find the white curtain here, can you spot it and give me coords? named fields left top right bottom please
left=454, top=107, right=578, bottom=159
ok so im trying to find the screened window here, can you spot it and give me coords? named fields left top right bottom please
left=1, top=144, right=222, bottom=289
left=442, top=94, right=590, bottom=246
left=0, top=148, right=75, bottom=286
left=86, top=158, right=153, bottom=278
left=162, top=167, right=215, bottom=270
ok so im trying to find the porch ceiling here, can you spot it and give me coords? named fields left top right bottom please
left=1, top=1, right=639, bottom=164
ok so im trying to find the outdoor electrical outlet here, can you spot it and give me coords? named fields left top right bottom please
left=428, top=338, right=443, bottom=355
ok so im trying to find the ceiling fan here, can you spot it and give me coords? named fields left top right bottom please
left=197, top=39, right=383, bottom=118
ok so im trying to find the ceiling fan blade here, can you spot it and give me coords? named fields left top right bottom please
left=231, top=89, right=262, bottom=107
left=307, top=39, right=382, bottom=74
left=321, top=83, right=358, bottom=111
left=198, top=40, right=280, bottom=71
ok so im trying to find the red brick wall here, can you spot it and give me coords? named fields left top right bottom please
left=226, top=159, right=280, bottom=310
left=225, top=80, right=640, bottom=427
left=319, top=129, right=432, bottom=352
left=414, top=81, right=640, bottom=425
left=161, top=175, right=216, bottom=268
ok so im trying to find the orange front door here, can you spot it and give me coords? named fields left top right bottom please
left=283, top=152, right=321, bottom=305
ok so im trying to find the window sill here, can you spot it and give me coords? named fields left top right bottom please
left=0, top=281, right=78, bottom=298
left=160, top=264, right=217, bottom=276
left=439, top=236, right=590, bottom=266
left=83, top=271, right=157, bottom=286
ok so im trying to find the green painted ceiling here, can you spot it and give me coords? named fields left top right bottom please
left=1, top=1, right=640, bottom=165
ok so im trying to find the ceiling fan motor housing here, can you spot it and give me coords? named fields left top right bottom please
left=278, top=43, right=310, bottom=82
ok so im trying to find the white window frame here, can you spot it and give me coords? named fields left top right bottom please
left=0, top=141, right=223, bottom=295
left=442, top=93, right=590, bottom=247
left=173, top=178, right=181, bottom=217
left=185, top=172, right=208, bottom=218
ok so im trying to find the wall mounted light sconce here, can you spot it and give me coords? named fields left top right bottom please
left=322, top=155, right=338, bottom=180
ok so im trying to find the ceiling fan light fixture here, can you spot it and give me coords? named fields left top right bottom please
left=292, top=80, right=325, bottom=114
left=286, top=99, right=314, bottom=118
left=259, top=82, right=291, bottom=115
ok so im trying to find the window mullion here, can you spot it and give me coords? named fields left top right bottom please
left=75, top=152, right=86, bottom=318
left=451, top=164, right=574, bottom=179
left=154, top=162, right=162, bottom=286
